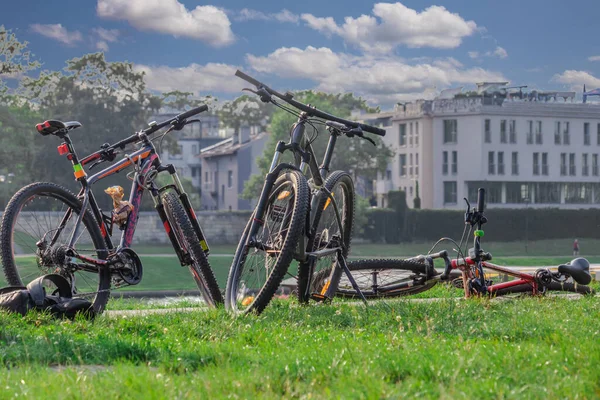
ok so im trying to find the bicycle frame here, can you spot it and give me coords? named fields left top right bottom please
left=52, top=134, right=210, bottom=274
left=451, top=257, right=540, bottom=296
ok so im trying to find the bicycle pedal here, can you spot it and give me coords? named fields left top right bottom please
left=310, top=293, right=328, bottom=302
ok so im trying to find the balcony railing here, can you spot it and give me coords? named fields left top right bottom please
left=560, top=165, right=567, bottom=176
left=593, top=165, right=599, bottom=176
left=583, top=166, right=589, bottom=176
left=542, top=164, right=549, bottom=175
left=535, top=133, right=543, bottom=144
left=488, top=164, right=495, bottom=175
left=533, top=164, right=540, bottom=175
left=498, top=164, right=505, bottom=175
left=526, top=132, right=533, bottom=144
left=569, top=165, right=576, bottom=175
left=512, top=164, right=519, bottom=175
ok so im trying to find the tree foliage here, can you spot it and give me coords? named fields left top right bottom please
left=242, top=91, right=393, bottom=199
left=216, top=94, right=272, bottom=135
left=0, top=25, right=40, bottom=94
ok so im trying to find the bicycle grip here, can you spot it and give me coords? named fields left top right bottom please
left=177, top=105, right=208, bottom=120
left=359, top=123, right=386, bottom=136
left=477, top=188, right=485, bottom=212
left=235, top=70, right=264, bottom=88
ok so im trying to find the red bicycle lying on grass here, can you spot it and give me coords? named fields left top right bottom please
left=312, top=188, right=595, bottom=299
left=0, top=106, right=223, bottom=314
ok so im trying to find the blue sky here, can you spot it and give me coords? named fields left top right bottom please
left=3, top=0, right=600, bottom=106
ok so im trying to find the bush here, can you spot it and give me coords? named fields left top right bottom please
left=364, top=208, right=400, bottom=243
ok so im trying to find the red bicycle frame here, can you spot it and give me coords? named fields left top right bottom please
left=451, top=257, right=539, bottom=297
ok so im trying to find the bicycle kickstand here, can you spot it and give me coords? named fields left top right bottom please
left=337, top=250, right=368, bottom=306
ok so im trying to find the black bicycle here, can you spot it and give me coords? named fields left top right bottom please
left=224, top=70, right=386, bottom=314
left=0, top=106, right=223, bottom=313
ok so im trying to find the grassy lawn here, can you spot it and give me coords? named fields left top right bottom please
left=0, top=297, right=599, bottom=398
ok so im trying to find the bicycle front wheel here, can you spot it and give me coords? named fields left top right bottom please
left=311, top=258, right=436, bottom=299
left=225, top=171, right=309, bottom=315
left=162, top=192, right=223, bottom=307
left=0, top=182, right=111, bottom=313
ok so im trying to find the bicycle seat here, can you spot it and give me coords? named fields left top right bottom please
left=558, top=258, right=592, bottom=285
left=36, top=120, right=82, bottom=136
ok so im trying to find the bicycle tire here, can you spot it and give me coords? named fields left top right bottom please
left=492, top=281, right=595, bottom=297
left=311, top=258, right=436, bottom=299
left=0, top=182, right=111, bottom=313
left=162, top=192, right=223, bottom=307
left=225, top=170, right=309, bottom=314
left=298, top=171, right=354, bottom=303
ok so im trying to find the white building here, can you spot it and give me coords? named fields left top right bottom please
left=369, top=89, right=600, bottom=209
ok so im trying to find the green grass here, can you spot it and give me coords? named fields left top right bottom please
left=0, top=297, right=599, bottom=398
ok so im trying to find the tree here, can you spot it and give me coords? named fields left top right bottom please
left=0, top=25, right=40, bottom=95
left=18, top=53, right=163, bottom=208
left=413, top=181, right=421, bottom=209
left=241, top=91, right=394, bottom=199
left=216, top=94, right=272, bottom=135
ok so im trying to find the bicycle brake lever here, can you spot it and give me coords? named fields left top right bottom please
left=359, top=135, right=376, bottom=146
left=242, top=87, right=272, bottom=103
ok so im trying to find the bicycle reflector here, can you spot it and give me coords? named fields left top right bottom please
left=57, top=143, right=69, bottom=155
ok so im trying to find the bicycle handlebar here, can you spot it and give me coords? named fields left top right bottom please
left=235, top=70, right=386, bottom=137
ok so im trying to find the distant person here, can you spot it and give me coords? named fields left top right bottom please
left=573, top=239, right=580, bottom=256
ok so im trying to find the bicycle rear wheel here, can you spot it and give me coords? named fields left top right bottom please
left=297, top=171, right=354, bottom=303
left=0, top=182, right=111, bottom=313
left=311, top=258, right=436, bottom=299
left=162, top=192, right=223, bottom=307
left=225, top=171, right=309, bottom=314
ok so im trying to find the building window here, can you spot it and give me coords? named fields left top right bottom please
left=399, top=154, right=407, bottom=176
left=386, top=170, right=392, bottom=180
left=192, top=144, right=198, bottom=155
left=442, top=151, right=448, bottom=175
left=560, top=153, right=567, bottom=176
left=488, top=152, right=495, bottom=175
left=597, top=123, right=600, bottom=146
left=542, top=153, right=548, bottom=175
left=204, top=171, right=209, bottom=182
left=409, top=123, right=413, bottom=146
left=469, top=181, right=501, bottom=204
left=443, top=181, right=457, bottom=204
left=409, top=154, right=413, bottom=176
left=554, top=121, right=561, bottom=145
left=594, top=154, right=599, bottom=176
left=533, top=152, right=539, bottom=175
left=399, top=124, right=407, bottom=146
left=569, top=153, right=576, bottom=176
left=192, top=167, right=197, bottom=178
left=511, top=152, right=519, bottom=175
left=451, top=151, right=458, bottom=175
left=582, top=154, right=589, bottom=176
left=509, top=120, right=516, bottom=143
left=500, top=120, right=507, bottom=143
left=415, top=122, right=419, bottom=146
left=526, top=120, right=533, bottom=144
left=506, top=182, right=530, bottom=203
left=565, top=183, right=592, bottom=204
left=484, top=119, right=491, bottom=143
left=535, top=121, right=543, bottom=144
left=498, top=151, right=505, bottom=175
left=563, top=122, right=570, bottom=145
left=415, top=153, right=419, bottom=176
left=534, top=183, right=561, bottom=204
left=584, top=123, right=591, bottom=146
left=443, top=119, right=457, bottom=144
left=228, top=170, right=233, bottom=188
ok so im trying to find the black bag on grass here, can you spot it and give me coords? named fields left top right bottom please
left=0, top=274, right=95, bottom=319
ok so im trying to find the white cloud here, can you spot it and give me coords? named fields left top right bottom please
left=135, top=63, right=245, bottom=94
left=96, top=41, right=109, bottom=51
left=468, top=46, right=508, bottom=60
left=30, top=24, right=82, bottom=46
left=588, top=55, right=600, bottom=62
left=92, top=27, right=119, bottom=51
left=491, top=46, right=508, bottom=59
left=246, top=46, right=506, bottom=104
left=235, top=8, right=299, bottom=23
left=97, top=0, right=234, bottom=47
left=552, top=70, right=600, bottom=91
left=93, top=27, right=120, bottom=42
left=301, top=2, right=477, bottom=52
